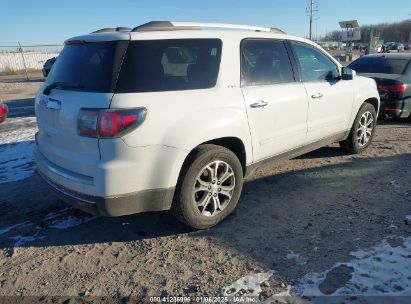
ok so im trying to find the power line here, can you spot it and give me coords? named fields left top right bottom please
left=306, top=0, right=319, bottom=40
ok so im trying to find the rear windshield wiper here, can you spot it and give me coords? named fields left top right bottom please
left=43, top=82, right=83, bottom=95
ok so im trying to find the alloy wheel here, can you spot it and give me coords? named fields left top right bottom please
left=193, top=160, right=235, bottom=217
left=356, top=111, right=374, bottom=147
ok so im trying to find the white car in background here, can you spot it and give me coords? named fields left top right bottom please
left=34, top=21, right=380, bottom=229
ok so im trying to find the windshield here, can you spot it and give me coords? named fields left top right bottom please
left=349, top=57, right=409, bottom=74
left=46, top=41, right=128, bottom=93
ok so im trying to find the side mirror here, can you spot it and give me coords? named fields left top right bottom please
left=341, top=67, right=355, bottom=80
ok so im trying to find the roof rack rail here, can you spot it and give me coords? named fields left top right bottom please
left=131, top=21, right=286, bottom=34
left=91, top=27, right=131, bottom=34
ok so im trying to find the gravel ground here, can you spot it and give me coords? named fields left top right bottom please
left=0, top=80, right=410, bottom=302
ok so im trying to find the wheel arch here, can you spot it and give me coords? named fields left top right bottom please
left=178, top=137, right=247, bottom=182
left=364, top=97, right=380, bottom=116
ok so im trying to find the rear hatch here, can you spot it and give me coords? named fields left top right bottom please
left=35, top=37, right=129, bottom=176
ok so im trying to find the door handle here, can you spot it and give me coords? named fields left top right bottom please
left=311, top=92, right=323, bottom=99
left=250, top=100, right=268, bottom=108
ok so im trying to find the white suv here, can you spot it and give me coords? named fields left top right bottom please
left=34, top=21, right=380, bottom=229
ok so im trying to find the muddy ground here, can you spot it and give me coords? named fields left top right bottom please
left=0, top=79, right=410, bottom=302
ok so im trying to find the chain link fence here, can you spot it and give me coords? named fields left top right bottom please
left=0, top=43, right=63, bottom=80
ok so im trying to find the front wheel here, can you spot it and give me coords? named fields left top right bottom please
left=340, top=103, right=377, bottom=154
left=171, top=144, right=243, bottom=229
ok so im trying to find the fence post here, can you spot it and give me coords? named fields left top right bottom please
left=18, top=42, right=29, bottom=81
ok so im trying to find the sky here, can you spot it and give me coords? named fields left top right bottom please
left=0, top=0, right=410, bottom=45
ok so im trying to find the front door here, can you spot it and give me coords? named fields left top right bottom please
left=240, top=39, right=309, bottom=162
left=289, top=41, right=354, bottom=143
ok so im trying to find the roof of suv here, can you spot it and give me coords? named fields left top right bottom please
left=65, top=20, right=337, bottom=65
left=66, top=21, right=304, bottom=44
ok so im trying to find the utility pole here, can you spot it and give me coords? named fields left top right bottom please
left=307, top=0, right=319, bottom=40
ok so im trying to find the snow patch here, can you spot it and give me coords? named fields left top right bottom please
left=0, top=140, right=36, bottom=183
left=49, top=215, right=97, bottom=229
left=286, top=250, right=307, bottom=265
left=223, top=233, right=411, bottom=300
left=0, top=221, right=32, bottom=235
left=0, top=116, right=37, bottom=144
left=297, top=235, right=411, bottom=296
left=8, top=235, right=46, bottom=246
left=0, top=116, right=37, bottom=183
left=222, top=271, right=275, bottom=297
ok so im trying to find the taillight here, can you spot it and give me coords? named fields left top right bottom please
left=78, top=108, right=146, bottom=138
left=377, top=83, right=407, bottom=93
left=78, top=109, right=99, bottom=137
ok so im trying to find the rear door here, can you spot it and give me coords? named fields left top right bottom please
left=35, top=40, right=128, bottom=175
left=240, top=39, right=309, bottom=162
left=289, top=41, right=354, bottom=143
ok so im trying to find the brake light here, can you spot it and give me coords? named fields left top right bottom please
left=78, top=108, right=146, bottom=138
left=377, top=83, right=407, bottom=93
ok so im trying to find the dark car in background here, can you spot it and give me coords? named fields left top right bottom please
left=42, top=57, right=57, bottom=77
left=385, top=43, right=404, bottom=53
left=348, top=53, right=411, bottom=119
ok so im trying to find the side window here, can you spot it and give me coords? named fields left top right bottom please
left=290, top=42, right=339, bottom=82
left=116, top=39, right=222, bottom=93
left=241, top=39, right=295, bottom=86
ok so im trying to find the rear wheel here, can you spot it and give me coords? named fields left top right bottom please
left=340, top=103, right=377, bottom=154
left=172, top=144, right=243, bottom=229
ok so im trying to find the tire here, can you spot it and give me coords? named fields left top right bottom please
left=340, top=102, right=377, bottom=154
left=171, top=144, right=243, bottom=229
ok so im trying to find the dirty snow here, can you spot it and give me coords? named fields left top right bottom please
left=0, top=208, right=97, bottom=246
left=0, top=116, right=37, bottom=183
left=286, top=250, right=308, bottom=265
left=0, top=116, right=37, bottom=144
left=223, top=233, right=411, bottom=300
left=0, top=221, right=32, bottom=235
left=8, top=235, right=47, bottom=246
left=297, top=235, right=411, bottom=297
left=222, top=270, right=275, bottom=297
left=49, top=215, right=97, bottom=229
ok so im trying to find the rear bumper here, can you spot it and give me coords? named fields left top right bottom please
left=34, top=145, right=175, bottom=216
left=38, top=170, right=175, bottom=216
left=380, top=98, right=411, bottom=118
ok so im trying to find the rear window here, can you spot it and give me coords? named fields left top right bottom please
left=349, top=57, right=409, bottom=74
left=47, top=41, right=128, bottom=93
left=115, top=39, right=222, bottom=92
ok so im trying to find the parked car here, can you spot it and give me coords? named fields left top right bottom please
left=42, top=57, right=57, bottom=77
left=404, top=44, right=411, bottom=51
left=386, top=43, right=404, bottom=53
left=34, top=21, right=380, bottom=229
left=0, top=100, right=8, bottom=123
left=348, top=53, right=411, bottom=119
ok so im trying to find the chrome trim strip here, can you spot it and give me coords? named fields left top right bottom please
left=36, top=149, right=94, bottom=185
left=39, top=171, right=97, bottom=205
